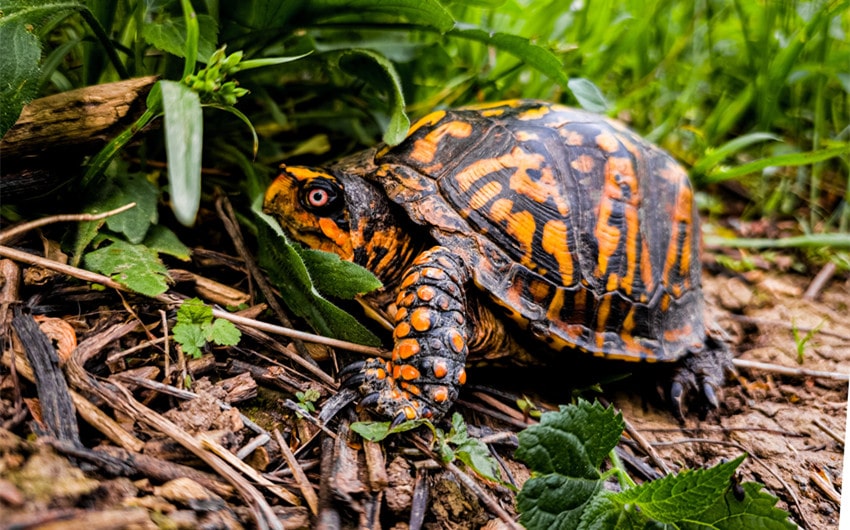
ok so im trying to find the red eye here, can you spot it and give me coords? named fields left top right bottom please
left=307, top=188, right=329, bottom=207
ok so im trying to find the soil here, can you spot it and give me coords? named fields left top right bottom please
left=0, top=222, right=846, bottom=529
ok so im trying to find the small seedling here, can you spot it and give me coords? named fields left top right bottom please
left=172, top=298, right=241, bottom=358
left=792, top=317, right=826, bottom=364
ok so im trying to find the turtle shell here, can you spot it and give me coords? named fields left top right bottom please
left=367, top=100, right=705, bottom=363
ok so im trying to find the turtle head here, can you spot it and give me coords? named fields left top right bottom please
left=264, top=164, right=420, bottom=284
left=264, top=165, right=355, bottom=259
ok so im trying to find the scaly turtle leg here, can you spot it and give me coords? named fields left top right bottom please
left=343, top=246, right=471, bottom=424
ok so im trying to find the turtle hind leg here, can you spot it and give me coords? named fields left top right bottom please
left=670, top=334, right=735, bottom=420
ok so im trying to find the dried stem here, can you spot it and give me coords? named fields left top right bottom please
left=0, top=203, right=137, bottom=244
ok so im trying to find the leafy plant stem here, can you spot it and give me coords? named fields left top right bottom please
left=76, top=6, right=130, bottom=79
left=81, top=103, right=160, bottom=187
left=607, top=449, right=637, bottom=490
left=179, top=0, right=199, bottom=79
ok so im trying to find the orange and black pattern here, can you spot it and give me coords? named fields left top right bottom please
left=377, top=100, right=704, bottom=363
left=265, top=99, right=728, bottom=422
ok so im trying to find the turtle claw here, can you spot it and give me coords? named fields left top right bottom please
left=359, top=392, right=380, bottom=408
left=702, top=382, right=720, bottom=409
left=339, top=360, right=366, bottom=380
left=670, top=338, right=733, bottom=419
left=390, top=411, right=409, bottom=429
left=669, top=380, right=686, bottom=421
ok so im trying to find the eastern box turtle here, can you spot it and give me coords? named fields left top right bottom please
left=264, top=99, right=733, bottom=424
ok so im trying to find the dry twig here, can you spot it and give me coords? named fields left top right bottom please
left=274, top=428, right=320, bottom=516
left=0, top=244, right=385, bottom=357
left=0, top=203, right=137, bottom=244
left=733, top=358, right=849, bottom=381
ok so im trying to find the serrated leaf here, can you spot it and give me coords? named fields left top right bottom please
left=0, top=0, right=84, bottom=136
left=336, top=49, right=409, bottom=145
left=172, top=321, right=207, bottom=357
left=161, top=80, right=203, bottom=226
left=300, top=248, right=382, bottom=299
left=614, top=455, right=746, bottom=523
left=255, top=204, right=381, bottom=347
left=143, top=225, right=191, bottom=261
left=578, top=491, right=652, bottom=530
left=678, top=482, right=797, bottom=530
left=567, top=78, right=609, bottom=113
left=0, top=20, right=41, bottom=137
left=208, top=317, right=241, bottom=346
left=448, top=27, right=570, bottom=89
left=518, top=474, right=604, bottom=530
left=517, top=400, right=624, bottom=474
left=141, top=13, right=218, bottom=62
left=177, top=297, right=213, bottom=324
left=84, top=239, right=171, bottom=296
left=515, top=400, right=624, bottom=530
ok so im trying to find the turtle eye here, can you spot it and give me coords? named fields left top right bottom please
left=307, top=188, right=330, bottom=208
left=300, top=179, right=343, bottom=215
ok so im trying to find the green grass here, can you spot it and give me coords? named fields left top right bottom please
left=2, top=0, right=849, bottom=259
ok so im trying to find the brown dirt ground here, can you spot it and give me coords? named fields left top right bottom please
left=618, top=269, right=848, bottom=529
left=0, top=231, right=846, bottom=529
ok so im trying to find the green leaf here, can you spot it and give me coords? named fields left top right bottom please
left=448, top=27, right=570, bottom=89
left=305, top=0, right=455, bottom=32
left=237, top=52, right=312, bottom=71
left=143, top=225, right=191, bottom=261
left=704, top=232, right=850, bottom=250
left=179, top=0, right=199, bottom=76
left=567, top=78, right=609, bottom=113
left=101, top=174, right=159, bottom=244
left=578, top=492, right=651, bottom=530
left=350, top=419, right=430, bottom=442
left=84, top=239, right=171, bottom=297
left=0, top=17, right=41, bottom=137
left=679, top=482, right=797, bottom=530
left=690, top=132, right=781, bottom=177
left=254, top=204, right=382, bottom=347
left=141, top=13, right=218, bottom=63
left=454, top=436, right=501, bottom=483
left=336, top=49, right=409, bottom=146
left=173, top=321, right=207, bottom=357
left=515, top=400, right=624, bottom=530
left=440, top=413, right=502, bottom=481
left=173, top=298, right=241, bottom=358
left=0, top=0, right=87, bottom=136
left=177, top=297, right=214, bottom=324
left=208, top=317, right=241, bottom=347
left=703, top=144, right=850, bottom=183
left=614, top=456, right=745, bottom=523
left=73, top=172, right=158, bottom=264
left=161, top=80, right=204, bottom=226
left=300, top=248, right=382, bottom=299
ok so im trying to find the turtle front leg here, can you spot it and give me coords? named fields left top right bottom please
left=343, top=246, right=471, bottom=424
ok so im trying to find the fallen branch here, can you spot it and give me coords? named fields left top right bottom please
left=733, top=358, right=849, bottom=381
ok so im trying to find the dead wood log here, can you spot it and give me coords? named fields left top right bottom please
left=0, top=76, right=157, bottom=200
